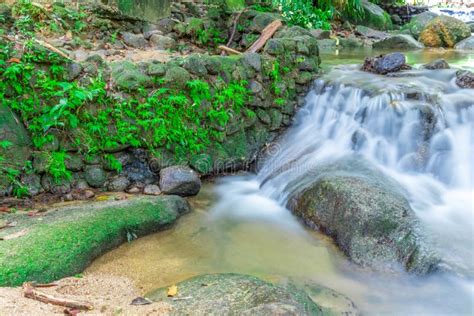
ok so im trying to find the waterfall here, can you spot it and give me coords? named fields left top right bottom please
left=257, top=66, right=474, bottom=276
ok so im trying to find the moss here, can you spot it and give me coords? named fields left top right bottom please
left=0, top=195, right=190, bottom=286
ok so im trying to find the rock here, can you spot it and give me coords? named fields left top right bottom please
left=41, top=175, right=72, bottom=195
left=147, top=62, right=167, bottom=76
left=422, top=59, right=450, bottom=70
left=362, top=52, right=410, bottom=75
left=147, top=274, right=322, bottom=315
left=111, top=61, right=152, bottom=91
left=455, top=36, right=474, bottom=50
left=65, top=154, right=83, bottom=171
left=339, top=36, right=364, bottom=48
left=183, top=55, right=207, bottom=76
left=248, top=80, right=263, bottom=94
left=65, top=62, right=83, bottom=81
left=251, top=12, right=278, bottom=33
left=355, top=25, right=389, bottom=40
left=159, top=166, right=201, bottom=196
left=0, top=105, right=31, bottom=194
left=20, top=174, right=43, bottom=196
left=403, top=11, right=438, bottom=38
left=164, top=66, right=191, bottom=87
left=121, top=32, right=148, bottom=48
left=286, top=158, right=440, bottom=274
left=143, top=184, right=161, bottom=195
left=269, top=109, right=283, bottom=131
left=149, top=34, right=176, bottom=50
left=256, top=109, right=271, bottom=125
left=243, top=53, right=261, bottom=72
left=310, top=29, right=331, bottom=39
left=84, top=165, right=106, bottom=188
left=373, top=34, right=424, bottom=50
left=351, top=0, right=393, bottom=31
left=419, top=16, right=471, bottom=48
left=317, top=39, right=337, bottom=50
left=107, top=176, right=130, bottom=192
left=456, top=70, right=474, bottom=89
left=391, top=14, right=402, bottom=25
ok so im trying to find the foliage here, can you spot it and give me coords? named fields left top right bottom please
left=272, top=0, right=332, bottom=30
left=0, top=39, right=251, bottom=190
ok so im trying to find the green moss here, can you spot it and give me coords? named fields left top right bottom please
left=0, top=195, right=190, bottom=286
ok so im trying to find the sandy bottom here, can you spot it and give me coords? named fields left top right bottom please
left=0, top=273, right=173, bottom=315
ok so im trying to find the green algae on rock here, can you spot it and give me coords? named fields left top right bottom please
left=0, top=195, right=190, bottom=286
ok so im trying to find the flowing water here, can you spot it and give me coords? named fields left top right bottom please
left=88, top=52, right=474, bottom=315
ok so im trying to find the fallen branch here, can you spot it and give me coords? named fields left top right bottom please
left=221, top=8, right=249, bottom=55
left=246, top=19, right=282, bottom=53
left=22, top=282, right=93, bottom=311
left=34, top=39, right=72, bottom=60
left=218, top=45, right=242, bottom=55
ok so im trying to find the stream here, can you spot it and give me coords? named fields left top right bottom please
left=87, top=51, right=473, bottom=315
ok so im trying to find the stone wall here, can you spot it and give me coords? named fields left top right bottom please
left=1, top=23, right=320, bottom=199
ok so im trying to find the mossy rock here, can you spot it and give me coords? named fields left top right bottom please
left=147, top=273, right=323, bottom=315
left=402, top=11, right=438, bottom=39
left=0, top=195, right=190, bottom=286
left=164, top=66, right=191, bottom=87
left=419, top=15, right=471, bottom=48
left=111, top=61, right=153, bottom=91
left=350, top=0, right=392, bottom=31
left=0, top=105, right=31, bottom=195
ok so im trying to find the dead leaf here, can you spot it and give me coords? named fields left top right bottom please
left=0, top=206, right=10, bottom=213
left=65, top=31, right=73, bottom=39
left=167, top=285, right=178, bottom=297
left=7, top=58, right=21, bottom=63
left=1, top=229, right=28, bottom=240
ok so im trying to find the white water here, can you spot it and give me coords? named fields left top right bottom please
left=211, top=65, right=474, bottom=314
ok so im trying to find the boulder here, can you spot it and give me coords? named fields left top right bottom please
left=121, top=32, right=148, bottom=48
left=317, top=39, right=337, bottom=50
left=143, top=184, right=161, bottom=195
left=84, top=165, right=107, bottom=188
left=111, top=61, right=152, bottom=91
left=147, top=274, right=322, bottom=314
left=149, top=34, right=176, bottom=50
left=107, top=176, right=130, bottom=192
left=373, top=34, right=424, bottom=50
left=362, top=52, right=410, bottom=75
left=403, top=11, right=438, bottom=39
left=456, top=70, right=474, bottom=89
left=351, top=0, right=393, bottom=31
left=250, top=12, right=279, bottom=33
left=0, top=105, right=31, bottom=195
left=286, top=158, right=440, bottom=274
left=455, top=36, right=474, bottom=50
left=355, top=25, right=389, bottom=40
left=419, top=16, right=471, bottom=48
left=310, top=29, right=331, bottom=39
left=422, top=59, right=450, bottom=70
left=164, top=66, right=191, bottom=87
left=159, top=165, right=201, bottom=196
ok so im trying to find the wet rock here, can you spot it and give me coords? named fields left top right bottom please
left=362, top=53, right=410, bottom=75
left=143, top=184, right=161, bottom=196
left=422, top=59, right=450, bottom=70
left=147, top=274, right=323, bottom=315
left=121, top=32, right=148, bottom=48
left=111, top=61, right=152, bottom=91
left=419, top=16, right=471, bottom=48
left=403, top=11, right=438, bottom=38
left=159, top=166, right=201, bottom=196
left=286, top=158, right=440, bottom=274
left=149, top=34, right=176, bottom=50
left=107, top=176, right=130, bottom=192
left=373, top=34, right=424, bottom=50
left=456, top=70, right=474, bottom=89
left=454, top=36, right=474, bottom=50
left=84, top=165, right=106, bottom=188
left=355, top=25, right=389, bottom=40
